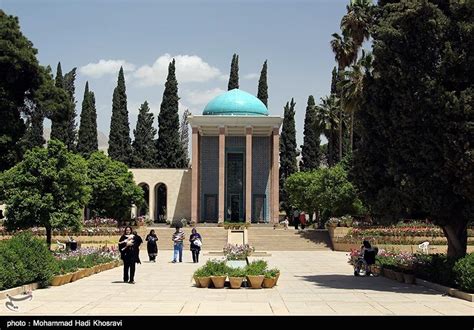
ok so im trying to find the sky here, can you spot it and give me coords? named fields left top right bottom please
left=2, top=0, right=350, bottom=147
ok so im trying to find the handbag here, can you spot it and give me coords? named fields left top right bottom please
left=193, top=238, right=202, bottom=247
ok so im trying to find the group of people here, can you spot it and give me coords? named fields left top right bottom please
left=118, top=226, right=203, bottom=284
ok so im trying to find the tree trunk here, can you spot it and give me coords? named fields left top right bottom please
left=339, top=109, right=343, bottom=162
left=442, top=223, right=467, bottom=258
left=46, top=226, right=52, bottom=251
left=350, top=110, right=354, bottom=152
left=328, top=127, right=334, bottom=167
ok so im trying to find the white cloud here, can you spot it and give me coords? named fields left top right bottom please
left=243, top=73, right=259, bottom=80
left=133, top=54, right=222, bottom=87
left=183, top=88, right=225, bottom=106
left=219, top=74, right=229, bottom=81
left=79, top=59, right=136, bottom=78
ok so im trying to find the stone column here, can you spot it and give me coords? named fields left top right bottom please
left=191, top=127, right=199, bottom=223
left=245, top=126, right=252, bottom=223
left=218, top=126, right=225, bottom=223
left=149, top=184, right=156, bottom=222
left=271, top=127, right=280, bottom=224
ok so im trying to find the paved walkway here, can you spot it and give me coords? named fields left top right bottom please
left=1, top=251, right=472, bottom=315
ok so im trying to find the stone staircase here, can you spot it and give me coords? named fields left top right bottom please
left=138, top=226, right=331, bottom=251
left=247, top=228, right=332, bottom=251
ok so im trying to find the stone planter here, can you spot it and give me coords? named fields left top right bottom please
left=71, top=269, right=83, bottom=282
left=263, top=277, right=276, bottom=288
left=198, top=277, right=212, bottom=288
left=62, top=273, right=74, bottom=285
left=210, top=276, right=226, bottom=289
left=229, top=277, right=244, bottom=289
left=247, top=275, right=264, bottom=289
left=403, top=273, right=416, bottom=284
left=395, top=271, right=404, bottom=282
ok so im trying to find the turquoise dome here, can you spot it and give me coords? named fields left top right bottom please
left=203, top=89, right=268, bottom=116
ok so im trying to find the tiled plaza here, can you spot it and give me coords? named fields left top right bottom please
left=1, top=251, right=472, bottom=315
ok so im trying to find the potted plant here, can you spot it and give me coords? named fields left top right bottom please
left=194, top=262, right=212, bottom=288
left=263, top=268, right=279, bottom=288
left=208, top=260, right=228, bottom=289
left=228, top=267, right=246, bottom=289
left=246, top=260, right=267, bottom=289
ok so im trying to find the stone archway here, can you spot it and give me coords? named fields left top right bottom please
left=138, top=183, right=149, bottom=217
left=155, top=183, right=167, bottom=223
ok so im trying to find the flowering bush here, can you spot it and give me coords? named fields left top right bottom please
left=53, top=246, right=120, bottom=275
left=83, top=217, right=118, bottom=227
left=223, top=244, right=255, bottom=260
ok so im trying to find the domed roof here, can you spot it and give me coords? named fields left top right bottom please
left=203, top=89, right=268, bottom=116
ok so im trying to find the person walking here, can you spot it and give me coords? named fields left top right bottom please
left=293, top=209, right=300, bottom=230
left=189, top=228, right=202, bottom=263
left=172, top=226, right=185, bottom=263
left=146, top=229, right=158, bottom=262
left=118, top=226, right=140, bottom=284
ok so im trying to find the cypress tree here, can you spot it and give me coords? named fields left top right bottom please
left=77, top=82, right=98, bottom=158
left=257, top=60, right=268, bottom=107
left=300, top=95, right=321, bottom=171
left=131, top=101, right=157, bottom=168
left=279, top=98, right=298, bottom=214
left=180, top=109, right=191, bottom=167
left=156, top=59, right=187, bottom=168
left=22, top=100, right=45, bottom=150
left=108, top=67, right=132, bottom=165
left=50, top=62, right=75, bottom=150
left=228, top=53, right=239, bottom=90
left=63, top=68, right=77, bottom=151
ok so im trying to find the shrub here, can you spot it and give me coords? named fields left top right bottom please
left=453, top=253, right=474, bottom=293
left=206, top=259, right=229, bottom=276
left=0, top=232, right=56, bottom=290
left=228, top=267, right=246, bottom=278
left=193, top=265, right=211, bottom=278
left=413, top=254, right=457, bottom=287
left=245, top=260, right=268, bottom=276
left=223, top=244, right=254, bottom=260
left=264, top=268, right=280, bottom=279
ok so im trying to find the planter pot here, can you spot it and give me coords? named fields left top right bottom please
left=274, top=273, right=280, bottom=285
left=229, top=277, right=244, bottom=289
left=370, top=265, right=382, bottom=276
left=403, top=273, right=416, bottom=284
left=62, top=273, right=74, bottom=285
left=247, top=275, right=265, bottom=289
left=210, top=276, right=226, bottom=289
left=193, top=276, right=201, bottom=288
left=198, top=277, right=211, bottom=288
left=263, top=277, right=276, bottom=288
left=395, top=271, right=404, bottom=282
left=50, top=275, right=64, bottom=286
left=71, top=269, right=83, bottom=282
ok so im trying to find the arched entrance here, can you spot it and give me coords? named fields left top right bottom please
left=138, top=183, right=149, bottom=217
left=155, top=183, right=167, bottom=223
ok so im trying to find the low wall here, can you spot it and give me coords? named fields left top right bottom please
left=332, top=242, right=474, bottom=254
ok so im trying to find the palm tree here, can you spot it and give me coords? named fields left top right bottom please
left=341, top=0, right=373, bottom=51
left=339, top=50, right=373, bottom=151
left=316, top=95, right=341, bottom=167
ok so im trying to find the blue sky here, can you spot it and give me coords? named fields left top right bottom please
left=3, top=0, right=349, bottom=147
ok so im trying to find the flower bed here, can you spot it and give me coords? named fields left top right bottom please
left=223, top=244, right=255, bottom=260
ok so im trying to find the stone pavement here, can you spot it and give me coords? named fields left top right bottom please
left=1, top=251, right=472, bottom=315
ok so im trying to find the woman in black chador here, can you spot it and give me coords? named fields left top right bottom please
left=118, top=226, right=140, bottom=284
left=146, top=229, right=158, bottom=262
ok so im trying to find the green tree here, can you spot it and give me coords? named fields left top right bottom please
left=50, top=63, right=75, bottom=150
left=108, top=67, right=132, bottom=165
left=228, top=53, right=239, bottom=90
left=131, top=101, right=157, bottom=168
left=86, top=152, right=144, bottom=221
left=62, top=67, right=78, bottom=151
left=318, top=94, right=340, bottom=167
left=77, top=81, right=98, bottom=158
left=156, top=59, right=187, bottom=168
left=285, top=171, right=321, bottom=223
left=300, top=95, right=322, bottom=171
left=0, top=10, right=42, bottom=171
left=257, top=60, right=268, bottom=107
left=352, top=0, right=474, bottom=257
left=180, top=109, right=191, bottom=167
left=279, top=98, right=298, bottom=214
left=0, top=140, right=91, bottom=249
left=341, top=0, right=373, bottom=50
